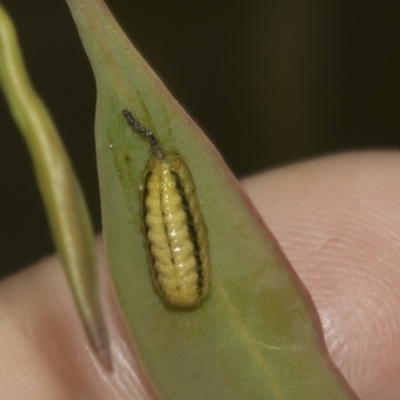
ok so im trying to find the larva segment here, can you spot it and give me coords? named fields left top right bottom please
left=122, top=109, right=210, bottom=307
left=143, top=154, right=210, bottom=307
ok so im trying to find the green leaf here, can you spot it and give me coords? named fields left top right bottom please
left=66, top=0, right=359, bottom=398
left=0, top=4, right=110, bottom=369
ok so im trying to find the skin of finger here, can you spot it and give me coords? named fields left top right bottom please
left=0, top=241, right=157, bottom=400
left=242, top=151, right=400, bottom=400
left=1, top=151, right=399, bottom=399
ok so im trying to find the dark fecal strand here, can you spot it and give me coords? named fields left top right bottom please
left=122, top=110, right=165, bottom=160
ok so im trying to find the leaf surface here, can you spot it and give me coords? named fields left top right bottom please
left=66, top=0, right=359, bottom=398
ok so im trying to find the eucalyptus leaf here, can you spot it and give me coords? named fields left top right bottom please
left=66, top=0, right=359, bottom=398
left=0, top=4, right=110, bottom=369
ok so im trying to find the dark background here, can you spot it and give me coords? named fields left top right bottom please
left=1, top=1, right=400, bottom=278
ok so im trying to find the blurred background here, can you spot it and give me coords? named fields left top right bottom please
left=1, top=0, right=400, bottom=278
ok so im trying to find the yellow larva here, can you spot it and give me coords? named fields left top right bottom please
left=123, top=110, right=210, bottom=307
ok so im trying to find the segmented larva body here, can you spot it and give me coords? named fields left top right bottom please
left=143, top=154, right=210, bottom=306
left=123, top=110, right=210, bottom=307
